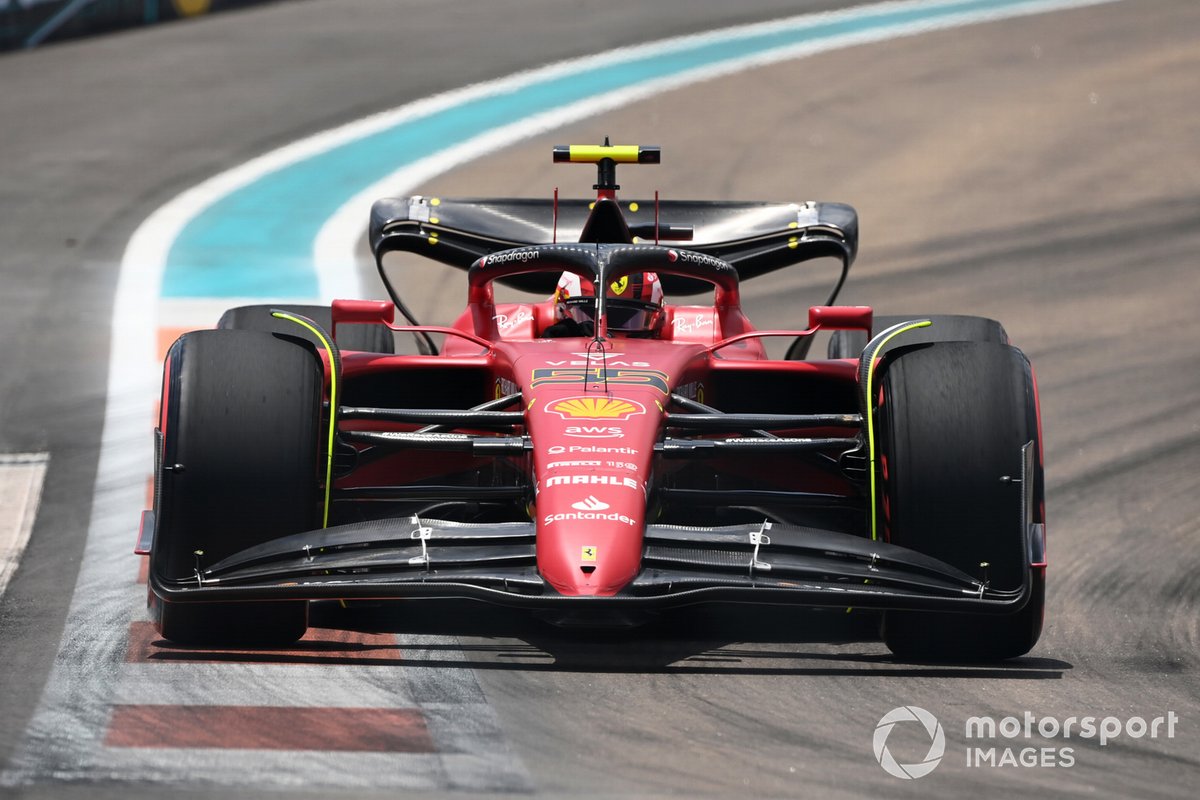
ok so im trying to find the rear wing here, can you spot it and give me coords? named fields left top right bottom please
left=369, top=196, right=858, bottom=296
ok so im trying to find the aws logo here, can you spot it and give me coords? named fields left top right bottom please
left=548, top=396, right=646, bottom=421
left=565, top=425, right=623, bottom=439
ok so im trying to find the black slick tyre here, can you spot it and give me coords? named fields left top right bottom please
left=827, top=314, right=1007, bottom=359
left=218, top=303, right=394, bottom=353
left=150, top=329, right=323, bottom=645
left=876, top=341, right=1044, bottom=661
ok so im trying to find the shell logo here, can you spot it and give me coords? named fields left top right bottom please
left=549, top=396, right=645, bottom=421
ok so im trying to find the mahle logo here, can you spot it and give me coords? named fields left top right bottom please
left=873, top=706, right=945, bottom=779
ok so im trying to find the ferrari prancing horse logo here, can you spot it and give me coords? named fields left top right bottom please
left=581, top=546, right=598, bottom=561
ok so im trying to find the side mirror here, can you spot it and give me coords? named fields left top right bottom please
left=331, top=299, right=395, bottom=340
left=808, top=305, right=873, bottom=332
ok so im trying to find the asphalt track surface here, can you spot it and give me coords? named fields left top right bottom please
left=0, top=1, right=1197, bottom=797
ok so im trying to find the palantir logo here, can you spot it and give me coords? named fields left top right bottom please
left=873, top=706, right=946, bottom=779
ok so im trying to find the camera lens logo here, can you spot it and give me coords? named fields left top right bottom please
left=873, top=706, right=945, bottom=779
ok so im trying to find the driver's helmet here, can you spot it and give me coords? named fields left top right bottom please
left=554, top=271, right=664, bottom=336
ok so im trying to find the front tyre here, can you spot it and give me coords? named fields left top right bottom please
left=218, top=303, right=395, bottom=353
left=827, top=314, right=1007, bottom=359
left=877, top=341, right=1045, bottom=661
left=150, top=329, right=322, bottom=645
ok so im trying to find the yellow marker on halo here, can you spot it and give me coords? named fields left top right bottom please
left=173, top=0, right=211, bottom=16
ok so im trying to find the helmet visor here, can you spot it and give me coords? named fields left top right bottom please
left=606, top=300, right=661, bottom=334
left=563, top=297, right=661, bottom=336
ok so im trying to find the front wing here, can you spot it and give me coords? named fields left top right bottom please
left=147, top=516, right=1038, bottom=616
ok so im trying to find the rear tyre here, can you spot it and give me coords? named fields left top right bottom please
left=826, top=314, right=1007, bottom=359
left=876, top=341, right=1044, bottom=661
left=218, top=303, right=395, bottom=353
left=151, top=329, right=322, bottom=645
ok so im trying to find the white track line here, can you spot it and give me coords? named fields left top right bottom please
left=0, top=453, right=49, bottom=599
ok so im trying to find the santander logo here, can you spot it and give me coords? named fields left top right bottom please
left=571, top=495, right=610, bottom=511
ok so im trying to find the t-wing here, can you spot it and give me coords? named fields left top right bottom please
left=369, top=196, right=858, bottom=297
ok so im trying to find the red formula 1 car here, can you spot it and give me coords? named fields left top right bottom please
left=140, top=144, right=1046, bottom=660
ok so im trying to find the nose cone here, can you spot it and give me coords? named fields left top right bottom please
left=513, top=337, right=703, bottom=596
left=528, top=393, right=657, bottom=596
left=536, top=475, right=646, bottom=595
